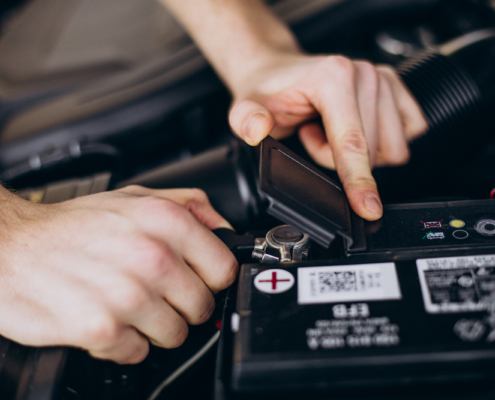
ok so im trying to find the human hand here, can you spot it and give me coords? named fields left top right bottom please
left=0, top=186, right=237, bottom=364
left=229, top=54, right=428, bottom=220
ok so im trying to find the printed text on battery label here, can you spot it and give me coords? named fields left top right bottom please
left=417, top=255, right=495, bottom=313
left=306, top=314, right=400, bottom=350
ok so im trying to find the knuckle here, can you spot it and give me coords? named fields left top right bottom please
left=84, top=314, right=120, bottom=347
left=113, top=282, right=149, bottom=314
left=136, top=197, right=189, bottom=227
left=124, top=184, right=144, bottom=193
left=338, top=130, right=369, bottom=155
left=125, top=342, right=150, bottom=365
left=190, top=294, right=215, bottom=325
left=321, top=55, right=355, bottom=79
left=345, top=176, right=377, bottom=191
left=410, top=117, right=429, bottom=137
left=386, top=147, right=411, bottom=166
left=359, top=60, right=375, bottom=73
left=216, top=255, right=239, bottom=291
left=190, top=188, right=209, bottom=203
left=419, top=119, right=429, bottom=134
left=186, top=188, right=212, bottom=215
left=168, top=320, right=189, bottom=349
left=117, top=184, right=145, bottom=197
left=377, top=64, right=395, bottom=75
left=357, top=61, right=377, bottom=78
left=162, top=201, right=189, bottom=224
left=329, top=55, right=353, bottom=70
left=137, top=196, right=166, bottom=215
left=134, top=240, right=170, bottom=280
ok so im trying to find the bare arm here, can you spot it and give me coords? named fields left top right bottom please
left=159, top=0, right=428, bottom=221
left=159, top=0, right=300, bottom=93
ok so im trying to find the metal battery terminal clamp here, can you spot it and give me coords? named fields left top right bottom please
left=252, top=225, right=310, bottom=263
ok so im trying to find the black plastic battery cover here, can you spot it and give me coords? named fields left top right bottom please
left=258, top=136, right=355, bottom=248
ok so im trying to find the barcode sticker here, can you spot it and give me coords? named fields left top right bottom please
left=297, top=263, right=401, bottom=305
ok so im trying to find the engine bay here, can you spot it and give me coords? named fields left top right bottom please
left=1, top=1, right=495, bottom=400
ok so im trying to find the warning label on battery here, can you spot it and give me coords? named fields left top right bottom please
left=417, top=255, right=495, bottom=314
left=297, top=263, right=402, bottom=305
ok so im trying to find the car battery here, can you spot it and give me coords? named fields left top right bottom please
left=214, top=137, right=495, bottom=400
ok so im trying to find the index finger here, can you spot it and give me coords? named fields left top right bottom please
left=158, top=203, right=239, bottom=293
left=309, top=60, right=383, bottom=220
left=118, top=186, right=233, bottom=231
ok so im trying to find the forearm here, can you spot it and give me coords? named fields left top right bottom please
left=159, top=0, right=301, bottom=93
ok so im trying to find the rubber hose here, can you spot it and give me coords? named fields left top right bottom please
left=374, top=29, right=495, bottom=201
left=398, top=30, right=495, bottom=162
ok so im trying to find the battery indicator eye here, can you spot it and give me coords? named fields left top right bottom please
left=449, top=219, right=465, bottom=228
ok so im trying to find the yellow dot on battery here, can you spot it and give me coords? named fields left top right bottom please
left=450, top=219, right=465, bottom=228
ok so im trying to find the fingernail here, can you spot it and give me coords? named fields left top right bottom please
left=243, top=113, right=266, bottom=143
left=364, top=194, right=383, bottom=216
left=218, top=220, right=235, bottom=231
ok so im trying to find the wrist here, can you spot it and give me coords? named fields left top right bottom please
left=0, top=187, right=32, bottom=234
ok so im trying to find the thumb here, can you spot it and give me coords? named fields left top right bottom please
left=229, top=99, right=275, bottom=145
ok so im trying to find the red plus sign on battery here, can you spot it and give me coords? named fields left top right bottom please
left=259, top=271, right=291, bottom=290
left=254, top=269, right=295, bottom=294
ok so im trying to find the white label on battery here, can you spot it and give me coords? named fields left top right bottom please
left=417, top=254, right=495, bottom=314
left=297, top=263, right=402, bottom=305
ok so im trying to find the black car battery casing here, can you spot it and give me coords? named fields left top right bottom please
left=215, top=137, right=495, bottom=400
left=227, top=254, right=495, bottom=399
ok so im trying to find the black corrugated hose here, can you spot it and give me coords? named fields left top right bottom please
left=375, top=29, right=495, bottom=201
